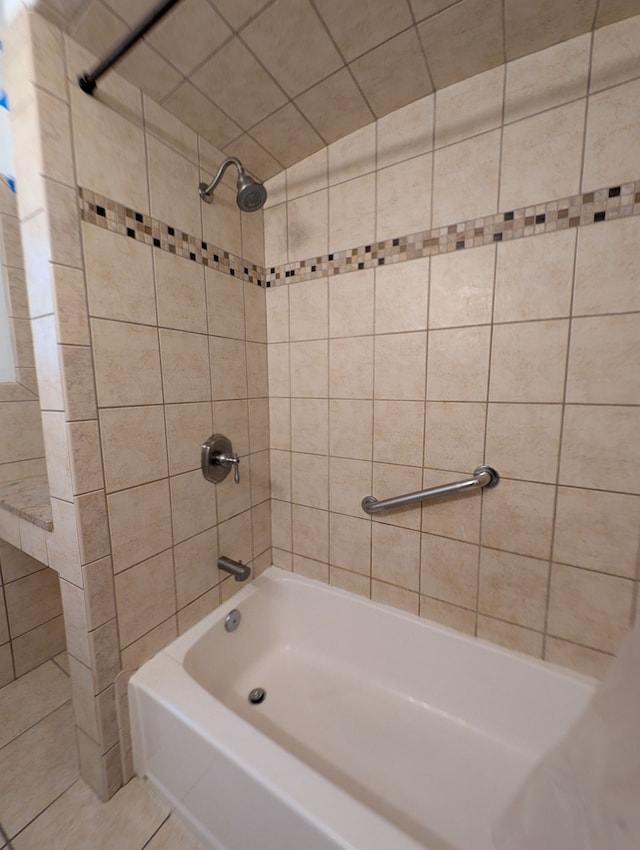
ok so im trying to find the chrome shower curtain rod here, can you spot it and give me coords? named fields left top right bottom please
left=78, top=0, right=183, bottom=95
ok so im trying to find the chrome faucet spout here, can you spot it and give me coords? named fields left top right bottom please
left=218, top=556, right=251, bottom=582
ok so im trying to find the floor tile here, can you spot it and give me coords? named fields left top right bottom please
left=0, top=662, right=71, bottom=750
left=143, top=816, right=205, bottom=849
left=0, top=702, right=78, bottom=838
left=12, top=778, right=168, bottom=850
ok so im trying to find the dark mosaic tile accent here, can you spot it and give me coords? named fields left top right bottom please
left=79, top=180, right=640, bottom=290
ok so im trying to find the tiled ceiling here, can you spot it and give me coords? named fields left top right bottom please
left=34, top=0, right=640, bottom=179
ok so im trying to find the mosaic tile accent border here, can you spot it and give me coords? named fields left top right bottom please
left=80, top=180, right=640, bottom=289
left=78, top=188, right=265, bottom=286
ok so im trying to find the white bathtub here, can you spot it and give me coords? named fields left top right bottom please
left=129, top=566, right=594, bottom=850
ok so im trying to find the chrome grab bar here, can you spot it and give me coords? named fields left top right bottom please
left=361, top=465, right=499, bottom=515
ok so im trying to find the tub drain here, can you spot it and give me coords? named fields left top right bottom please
left=248, top=687, right=266, bottom=705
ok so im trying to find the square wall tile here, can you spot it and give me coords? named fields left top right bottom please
left=160, top=329, right=211, bottom=404
left=373, top=401, right=425, bottom=465
left=266, top=285, right=290, bottom=343
left=559, top=406, right=640, bottom=494
left=422, top=469, right=481, bottom=543
left=372, top=463, right=423, bottom=530
left=427, top=325, right=491, bottom=401
left=329, top=269, right=374, bottom=338
left=566, top=314, right=640, bottom=405
left=329, top=457, right=372, bottom=518
left=292, top=504, right=328, bottom=562
left=374, top=333, right=427, bottom=401
left=435, top=66, right=504, bottom=148
left=376, top=94, right=434, bottom=171
left=83, top=224, right=156, bottom=325
left=210, top=337, right=247, bottom=400
left=115, top=551, right=175, bottom=647
left=583, top=78, right=640, bottom=190
left=287, top=149, right=328, bottom=199
left=494, top=229, right=576, bottom=323
left=330, top=565, right=370, bottom=597
left=504, top=35, right=590, bottom=124
left=574, top=217, right=640, bottom=315
left=329, top=174, right=376, bottom=254
left=372, top=581, right=419, bottom=615
left=174, top=528, right=219, bottom=609
left=477, top=616, right=543, bottom=658
left=374, top=257, right=430, bottom=334
left=553, top=487, right=640, bottom=578
left=489, top=320, right=569, bottom=403
left=500, top=100, right=585, bottom=211
left=170, top=469, right=217, bottom=543
left=329, top=399, right=373, bottom=461
left=376, top=154, right=432, bottom=242
left=328, top=124, right=376, bottom=185
left=291, top=399, right=328, bottom=454
left=148, top=136, right=202, bottom=239
left=590, top=14, right=640, bottom=92
left=371, top=523, right=420, bottom=592
left=165, top=402, right=213, bottom=475
left=547, top=563, right=633, bottom=653
left=424, top=402, right=486, bottom=472
left=289, top=279, right=328, bottom=341
left=290, top=340, right=328, bottom=398
left=107, top=479, right=172, bottom=573
left=156, top=250, right=207, bottom=335
left=481, top=478, right=556, bottom=560
left=485, top=403, right=562, bottom=484
left=329, top=513, right=371, bottom=575
left=92, top=319, right=163, bottom=407
left=419, top=597, right=476, bottom=634
left=100, top=406, right=168, bottom=492
left=432, top=129, right=500, bottom=227
left=329, top=337, right=373, bottom=400
left=291, top=453, right=328, bottom=510
left=70, top=86, right=149, bottom=214
left=213, top=400, right=250, bottom=457
left=421, top=534, right=479, bottom=609
left=288, top=190, right=328, bottom=261
left=268, top=343, right=290, bottom=397
left=478, top=547, right=549, bottom=630
left=429, top=244, right=495, bottom=329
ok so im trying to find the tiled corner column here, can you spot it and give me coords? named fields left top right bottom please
left=4, top=9, right=121, bottom=799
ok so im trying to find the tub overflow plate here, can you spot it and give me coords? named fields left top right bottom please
left=225, top=609, right=241, bottom=632
left=249, top=688, right=266, bottom=705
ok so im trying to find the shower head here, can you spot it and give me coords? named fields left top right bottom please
left=199, top=157, right=267, bottom=212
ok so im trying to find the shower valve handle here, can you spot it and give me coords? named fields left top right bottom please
left=201, top=434, right=240, bottom=484
left=218, top=452, right=240, bottom=483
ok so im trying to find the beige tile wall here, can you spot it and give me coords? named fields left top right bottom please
left=0, top=178, right=63, bottom=687
left=3, top=8, right=269, bottom=799
left=265, top=17, right=640, bottom=679
left=0, top=537, right=65, bottom=685
left=0, top=180, right=46, bottom=485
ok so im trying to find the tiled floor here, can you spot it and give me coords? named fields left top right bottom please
left=0, top=659, right=203, bottom=850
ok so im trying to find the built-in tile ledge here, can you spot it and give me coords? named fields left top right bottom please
left=79, top=180, right=640, bottom=288
left=0, top=475, right=53, bottom=531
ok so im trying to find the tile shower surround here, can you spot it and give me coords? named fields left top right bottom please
left=80, top=180, right=640, bottom=286
left=2, top=7, right=640, bottom=801
left=79, top=171, right=640, bottom=682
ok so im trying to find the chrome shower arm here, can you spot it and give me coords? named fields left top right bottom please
left=199, top=157, right=244, bottom=200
